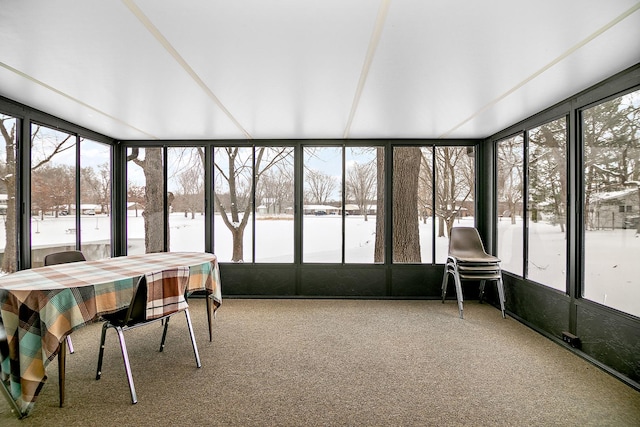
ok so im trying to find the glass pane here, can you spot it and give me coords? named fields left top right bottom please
left=0, top=114, right=18, bottom=273
left=167, top=147, right=205, bottom=252
left=30, top=125, right=76, bottom=266
left=497, top=134, right=524, bottom=275
left=392, top=146, right=424, bottom=263
left=126, top=147, right=165, bottom=255
left=583, top=89, right=640, bottom=316
left=80, top=138, right=111, bottom=260
left=303, top=147, right=342, bottom=262
left=434, top=146, right=476, bottom=263
left=345, top=147, right=382, bottom=263
left=417, top=147, right=434, bottom=263
left=213, top=147, right=254, bottom=263
left=255, top=147, right=294, bottom=262
left=527, top=118, right=567, bottom=290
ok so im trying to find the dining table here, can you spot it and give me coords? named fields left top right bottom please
left=0, top=251, right=222, bottom=418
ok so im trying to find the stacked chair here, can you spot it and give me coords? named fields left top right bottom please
left=441, top=227, right=506, bottom=319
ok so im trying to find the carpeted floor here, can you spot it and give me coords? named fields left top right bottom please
left=2, top=298, right=639, bottom=426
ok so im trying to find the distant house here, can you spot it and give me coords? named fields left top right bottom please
left=587, top=188, right=639, bottom=229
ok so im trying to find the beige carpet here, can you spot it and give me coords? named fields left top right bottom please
left=1, top=298, right=639, bottom=426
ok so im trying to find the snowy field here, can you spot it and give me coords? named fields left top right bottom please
left=3, top=212, right=638, bottom=317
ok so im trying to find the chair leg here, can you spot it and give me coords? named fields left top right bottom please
left=58, top=341, right=66, bottom=407
left=159, top=317, right=171, bottom=352
left=0, top=375, right=23, bottom=418
left=114, top=327, right=137, bottom=404
left=453, top=271, right=464, bottom=319
left=441, top=270, right=449, bottom=303
left=96, top=323, right=109, bottom=380
left=478, top=280, right=487, bottom=303
left=496, top=277, right=506, bottom=319
left=206, top=297, right=213, bottom=342
left=66, top=336, right=74, bottom=354
left=184, top=309, right=201, bottom=368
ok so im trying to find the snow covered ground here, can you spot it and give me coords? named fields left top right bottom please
left=3, top=212, right=637, bottom=317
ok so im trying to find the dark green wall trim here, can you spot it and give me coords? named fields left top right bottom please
left=220, top=263, right=454, bottom=299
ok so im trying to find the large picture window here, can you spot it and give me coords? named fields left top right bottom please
left=527, top=118, right=567, bottom=291
left=167, top=147, right=205, bottom=252
left=582, top=88, right=640, bottom=317
left=496, top=134, right=524, bottom=275
left=79, top=138, right=112, bottom=260
left=30, top=125, right=77, bottom=266
left=303, top=147, right=342, bottom=263
left=126, top=147, right=165, bottom=255
left=394, top=146, right=475, bottom=264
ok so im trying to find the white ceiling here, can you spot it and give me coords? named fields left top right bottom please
left=1, top=0, right=640, bottom=141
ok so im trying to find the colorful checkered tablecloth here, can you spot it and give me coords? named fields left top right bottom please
left=0, top=252, right=221, bottom=417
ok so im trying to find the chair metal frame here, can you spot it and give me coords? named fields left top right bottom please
left=441, top=227, right=506, bottom=319
left=95, top=268, right=201, bottom=404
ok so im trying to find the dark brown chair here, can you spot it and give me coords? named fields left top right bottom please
left=44, top=250, right=87, bottom=406
left=441, top=227, right=506, bottom=319
left=95, top=267, right=201, bottom=404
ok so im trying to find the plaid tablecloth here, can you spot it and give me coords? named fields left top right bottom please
left=0, top=252, right=221, bottom=416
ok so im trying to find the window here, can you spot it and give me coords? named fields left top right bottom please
left=582, top=88, right=640, bottom=317
left=254, top=147, right=294, bottom=263
left=126, top=147, right=165, bottom=255
left=0, top=113, right=18, bottom=273
left=527, top=118, right=567, bottom=291
left=303, top=147, right=342, bottom=262
left=345, top=147, right=382, bottom=263
left=393, top=146, right=475, bottom=264
left=213, top=147, right=254, bottom=262
left=167, top=147, right=205, bottom=252
left=496, top=134, right=524, bottom=276
left=30, top=125, right=76, bottom=266
left=80, top=138, right=112, bottom=259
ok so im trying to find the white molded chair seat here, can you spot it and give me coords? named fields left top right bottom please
left=441, top=227, right=506, bottom=319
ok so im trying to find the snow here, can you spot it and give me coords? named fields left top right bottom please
left=2, top=212, right=637, bottom=317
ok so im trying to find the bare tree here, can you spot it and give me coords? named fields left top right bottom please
left=178, top=168, right=203, bottom=219
left=256, top=166, right=293, bottom=215
left=305, top=169, right=337, bottom=205
left=213, top=147, right=293, bottom=262
left=97, top=162, right=111, bottom=215
left=0, top=120, right=74, bottom=272
left=346, top=160, right=376, bottom=221
left=434, top=147, right=474, bottom=238
left=497, top=137, right=524, bottom=225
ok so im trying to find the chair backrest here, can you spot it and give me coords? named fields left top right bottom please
left=448, top=227, right=488, bottom=257
left=44, top=250, right=86, bottom=266
left=123, top=267, right=190, bottom=325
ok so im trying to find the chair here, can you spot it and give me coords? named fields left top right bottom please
left=43, top=250, right=87, bottom=407
left=95, top=267, right=201, bottom=404
left=441, top=227, right=506, bottom=319
left=1, top=318, right=23, bottom=417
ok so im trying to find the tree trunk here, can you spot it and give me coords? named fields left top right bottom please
left=392, top=147, right=421, bottom=263
left=141, top=148, right=165, bottom=253
left=2, top=176, right=17, bottom=273
left=374, top=148, right=385, bottom=263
